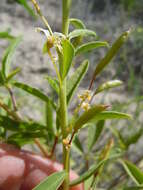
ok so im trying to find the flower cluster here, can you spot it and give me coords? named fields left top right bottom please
left=77, top=90, right=92, bottom=111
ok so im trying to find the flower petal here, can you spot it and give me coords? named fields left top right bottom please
left=35, top=27, right=50, bottom=38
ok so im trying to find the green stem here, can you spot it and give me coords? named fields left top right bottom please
left=60, top=82, right=70, bottom=190
left=62, top=0, right=72, bottom=35
left=31, top=0, right=53, bottom=35
left=61, top=0, right=72, bottom=189
left=60, top=82, right=68, bottom=138
left=5, top=84, right=18, bottom=112
left=59, top=79, right=70, bottom=190
left=48, top=50, right=62, bottom=85
left=63, top=144, right=70, bottom=188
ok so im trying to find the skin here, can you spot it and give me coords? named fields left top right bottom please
left=0, top=143, right=83, bottom=190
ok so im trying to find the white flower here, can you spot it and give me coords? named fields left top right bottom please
left=81, top=102, right=90, bottom=111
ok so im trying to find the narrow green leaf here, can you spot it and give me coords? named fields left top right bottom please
left=7, top=131, right=47, bottom=147
left=124, top=129, right=143, bottom=148
left=91, top=111, right=132, bottom=122
left=71, top=143, right=83, bottom=156
left=73, top=105, right=108, bottom=132
left=67, top=60, right=89, bottom=104
left=0, top=30, right=14, bottom=40
left=16, top=0, right=36, bottom=17
left=90, top=29, right=131, bottom=88
left=8, top=130, right=46, bottom=140
left=70, top=153, right=121, bottom=186
left=60, top=39, right=74, bottom=80
left=121, top=160, right=143, bottom=185
left=33, top=171, right=67, bottom=190
left=123, top=186, right=143, bottom=190
left=45, top=76, right=59, bottom=94
left=0, top=115, right=46, bottom=132
left=75, top=41, right=109, bottom=56
left=88, top=120, right=105, bottom=151
left=43, top=41, right=48, bottom=54
left=0, top=115, right=20, bottom=131
left=6, top=68, right=21, bottom=83
left=13, top=82, right=56, bottom=109
left=2, top=36, right=22, bottom=78
left=109, top=126, right=126, bottom=150
left=0, top=71, right=5, bottom=86
left=95, top=80, right=123, bottom=94
left=92, top=139, right=114, bottom=187
left=69, top=19, right=86, bottom=47
left=84, top=176, right=93, bottom=190
left=68, top=29, right=96, bottom=40
left=87, top=124, right=96, bottom=150
left=73, top=135, right=84, bottom=155
left=7, top=137, right=33, bottom=147
left=69, top=18, right=86, bottom=29
left=45, top=102, right=54, bottom=140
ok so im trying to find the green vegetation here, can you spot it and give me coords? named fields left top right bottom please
left=0, top=0, right=143, bottom=190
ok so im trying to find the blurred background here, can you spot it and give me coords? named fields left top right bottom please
left=0, top=0, right=143, bottom=189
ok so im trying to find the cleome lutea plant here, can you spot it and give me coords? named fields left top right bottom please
left=1, top=0, right=143, bottom=190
